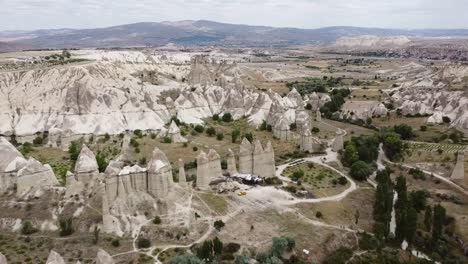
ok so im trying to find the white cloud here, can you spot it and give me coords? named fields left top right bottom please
left=0, top=0, right=466, bottom=30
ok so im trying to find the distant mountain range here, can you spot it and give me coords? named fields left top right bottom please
left=1, top=20, right=468, bottom=51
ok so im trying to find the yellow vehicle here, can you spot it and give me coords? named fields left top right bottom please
left=238, top=191, right=247, bottom=196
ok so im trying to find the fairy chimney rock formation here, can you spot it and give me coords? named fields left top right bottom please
left=450, top=150, right=465, bottom=182
left=147, top=147, right=173, bottom=198
left=167, top=121, right=187, bottom=143
left=0, top=137, right=27, bottom=193
left=332, top=129, right=345, bottom=152
left=96, top=249, right=115, bottom=264
left=253, top=140, right=275, bottom=178
left=46, top=250, right=66, bottom=264
left=239, top=138, right=253, bottom=174
left=300, top=125, right=323, bottom=153
left=273, top=116, right=292, bottom=142
left=226, top=149, right=237, bottom=176
left=0, top=252, right=7, bottom=264
left=238, top=139, right=275, bottom=178
left=316, top=109, right=322, bottom=122
left=309, top=92, right=320, bottom=111
left=16, top=158, right=59, bottom=196
left=74, top=144, right=99, bottom=183
left=196, top=149, right=222, bottom=190
left=178, top=159, right=187, bottom=187
left=295, top=104, right=310, bottom=132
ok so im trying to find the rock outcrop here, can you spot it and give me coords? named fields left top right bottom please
left=239, top=138, right=254, bottom=174
left=299, top=125, right=324, bottom=153
left=0, top=252, right=7, bottom=264
left=196, top=149, right=222, bottom=190
left=450, top=150, right=465, bottom=182
left=165, top=121, right=187, bottom=143
left=178, top=159, right=187, bottom=187
left=0, top=137, right=26, bottom=193
left=226, top=149, right=237, bottom=176
left=316, top=109, right=322, bottom=122
left=252, top=140, right=276, bottom=178
left=46, top=250, right=66, bottom=264
left=273, top=116, right=293, bottom=142
left=0, top=137, right=58, bottom=196
left=74, top=145, right=99, bottom=183
left=238, top=138, right=275, bottom=178
left=147, top=147, right=173, bottom=198
left=295, top=104, right=310, bottom=132
left=332, top=130, right=345, bottom=152
left=16, top=158, right=58, bottom=196
left=96, top=249, right=115, bottom=264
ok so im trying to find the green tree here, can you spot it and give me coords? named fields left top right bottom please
left=206, top=127, right=216, bottom=137
left=349, top=161, right=373, bottom=181
left=406, top=206, right=418, bottom=246
left=235, top=256, right=250, bottom=264
left=393, top=124, right=415, bottom=140
left=21, top=220, right=38, bottom=235
left=196, top=240, right=214, bottom=261
left=432, top=204, right=446, bottom=244
left=222, top=113, right=233, bottom=122
left=216, top=132, right=224, bottom=141
left=373, top=169, right=394, bottom=238
left=194, top=125, right=205, bottom=133
left=410, top=190, right=428, bottom=212
left=214, top=220, right=225, bottom=231
left=68, top=140, right=81, bottom=163
left=381, top=132, right=407, bottom=161
left=213, top=236, right=223, bottom=255
left=59, top=217, right=74, bottom=236
left=92, top=226, right=100, bottom=245
left=96, top=151, right=108, bottom=173
left=212, top=114, right=219, bottom=121
left=231, top=129, right=241, bottom=143
left=137, top=238, right=151, bottom=248
left=395, top=176, right=409, bottom=242
left=342, top=142, right=359, bottom=166
left=424, top=205, right=433, bottom=232
left=244, top=132, right=254, bottom=143
left=153, top=216, right=162, bottom=224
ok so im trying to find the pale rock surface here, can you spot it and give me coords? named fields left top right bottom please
left=0, top=137, right=26, bottom=193
left=74, top=144, right=99, bottom=183
left=299, top=124, right=324, bottom=153
left=238, top=138, right=253, bottom=174
left=252, top=140, right=276, bottom=178
left=388, top=63, right=468, bottom=129
left=147, top=147, right=173, bottom=198
left=65, top=171, right=84, bottom=197
left=0, top=252, right=6, bottom=264
left=273, top=116, right=293, bottom=141
left=341, top=101, right=387, bottom=120
left=0, top=50, right=321, bottom=138
left=196, top=149, right=222, bottom=190
left=316, top=109, right=322, bottom=122
left=295, top=103, right=310, bottom=132
left=450, top=151, right=465, bottom=181
left=332, top=130, right=345, bottom=152
left=96, top=249, right=115, bottom=264
left=226, top=149, right=237, bottom=176
left=166, top=120, right=187, bottom=143
left=46, top=250, right=66, bottom=264
left=178, top=159, right=187, bottom=187
left=16, top=158, right=58, bottom=196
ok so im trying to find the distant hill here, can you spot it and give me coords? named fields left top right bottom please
left=1, top=20, right=468, bottom=51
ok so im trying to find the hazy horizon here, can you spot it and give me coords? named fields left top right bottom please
left=0, top=0, right=467, bottom=31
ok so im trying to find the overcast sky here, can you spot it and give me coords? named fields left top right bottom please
left=0, top=0, right=467, bottom=31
